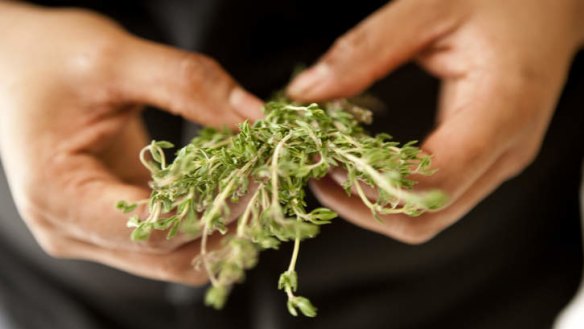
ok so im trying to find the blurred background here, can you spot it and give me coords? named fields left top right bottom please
left=555, top=163, right=584, bottom=329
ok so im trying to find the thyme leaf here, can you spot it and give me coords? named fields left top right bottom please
left=120, top=98, right=447, bottom=317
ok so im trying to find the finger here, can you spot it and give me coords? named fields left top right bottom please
left=32, top=110, right=190, bottom=252
left=42, top=152, right=257, bottom=253
left=310, top=152, right=515, bottom=244
left=115, top=38, right=263, bottom=126
left=287, top=0, right=464, bottom=101
left=329, top=167, right=379, bottom=200
left=27, top=210, right=215, bottom=285
left=315, top=65, right=551, bottom=242
left=42, top=154, right=186, bottom=252
left=416, top=61, right=557, bottom=204
left=329, top=77, right=513, bottom=206
left=61, top=238, right=209, bottom=285
left=97, top=110, right=151, bottom=186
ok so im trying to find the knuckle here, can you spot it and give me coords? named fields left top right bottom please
left=396, top=227, right=437, bottom=245
left=73, top=37, right=120, bottom=75
left=13, top=184, right=51, bottom=228
left=498, top=62, right=549, bottom=96
left=466, top=139, right=489, bottom=158
left=66, top=41, right=123, bottom=103
left=179, top=55, right=206, bottom=87
left=389, top=220, right=440, bottom=245
left=170, top=54, right=232, bottom=117
left=454, top=138, right=490, bottom=169
left=136, top=242, right=174, bottom=255
left=136, top=234, right=184, bottom=255
left=152, top=259, right=178, bottom=279
left=327, top=31, right=366, bottom=66
left=179, top=54, right=224, bottom=89
left=16, top=199, right=45, bottom=227
left=13, top=197, right=70, bottom=258
left=153, top=260, right=204, bottom=285
left=38, top=236, right=68, bottom=258
left=51, top=11, right=129, bottom=102
left=335, top=33, right=360, bottom=54
left=322, top=30, right=379, bottom=93
left=515, top=62, right=547, bottom=87
left=505, top=146, right=540, bottom=178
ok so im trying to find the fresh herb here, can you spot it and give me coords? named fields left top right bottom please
left=120, top=98, right=446, bottom=317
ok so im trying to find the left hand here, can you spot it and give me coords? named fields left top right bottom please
left=287, top=0, right=584, bottom=244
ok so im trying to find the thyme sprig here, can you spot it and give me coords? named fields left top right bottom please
left=118, top=99, right=447, bottom=317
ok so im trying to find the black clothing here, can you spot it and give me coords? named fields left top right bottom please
left=1, top=1, right=583, bottom=328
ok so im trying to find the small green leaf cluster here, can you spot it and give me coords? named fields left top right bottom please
left=119, top=99, right=446, bottom=317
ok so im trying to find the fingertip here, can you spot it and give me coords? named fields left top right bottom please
left=286, top=64, right=332, bottom=101
left=229, top=88, right=264, bottom=121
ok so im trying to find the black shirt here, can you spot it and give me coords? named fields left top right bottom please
left=1, top=1, right=583, bottom=328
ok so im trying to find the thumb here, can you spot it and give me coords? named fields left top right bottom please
left=115, top=38, right=263, bottom=126
left=287, top=0, right=462, bottom=101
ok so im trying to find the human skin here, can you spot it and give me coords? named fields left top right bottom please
left=0, top=1, right=263, bottom=284
left=1, top=0, right=583, bottom=286
left=288, top=0, right=584, bottom=244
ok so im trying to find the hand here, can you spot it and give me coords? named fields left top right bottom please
left=287, top=0, right=584, bottom=244
left=0, top=3, right=262, bottom=283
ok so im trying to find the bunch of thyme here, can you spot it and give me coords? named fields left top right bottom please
left=118, top=99, right=446, bottom=317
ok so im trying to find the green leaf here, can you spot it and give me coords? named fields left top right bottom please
left=289, top=296, right=317, bottom=317
left=126, top=215, right=141, bottom=228
left=152, top=216, right=177, bottom=230
left=154, top=141, right=175, bottom=149
left=180, top=206, right=200, bottom=236
left=287, top=299, right=298, bottom=317
left=131, top=223, right=152, bottom=241
left=307, top=208, right=337, bottom=223
left=116, top=200, right=137, bottom=213
left=421, top=190, right=448, bottom=210
left=205, top=286, right=230, bottom=310
left=166, top=221, right=180, bottom=239
left=119, top=96, right=447, bottom=318
left=278, top=271, right=298, bottom=292
left=293, top=221, right=319, bottom=240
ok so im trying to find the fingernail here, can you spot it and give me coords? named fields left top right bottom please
left=229, top=88, right=264, bottom=120
left=287, top=64, right=330, bottom=98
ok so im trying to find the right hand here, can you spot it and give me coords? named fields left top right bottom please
left=0, top=2, right=263, bottom=285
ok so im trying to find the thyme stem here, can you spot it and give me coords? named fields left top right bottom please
left=119, top=98, right=446, bottom=317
